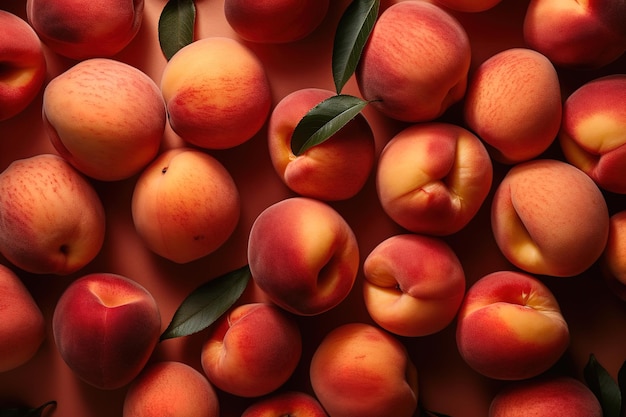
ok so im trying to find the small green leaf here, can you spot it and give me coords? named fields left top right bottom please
left=160, top=265, right=251, bottom=340
left=584, top=354, right=622, bottom=417
left=332, top=0, right=380, bottom=94
left=158, top=0, right=196, bottom=60
left=617, top=359, right=626, bottom=416
left=0, top=401, right=56, bottom=417
left=290, top=94, right=369, bottom=156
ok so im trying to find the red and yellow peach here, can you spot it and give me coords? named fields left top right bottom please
left=241, top=391, right=328, bottom=417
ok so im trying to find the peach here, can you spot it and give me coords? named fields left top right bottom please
left=356, top=0, right=471, bottom=122
left=52, top=273, right=161, bottom=390
left=0, top=264, right=45, bottom=372
left=131, top=147, right=241, bottom=264
left=463, top=48, right=562, bottom=164
left=160, top=37, right=272, bottom=149
left=363, top=234, right=466, bottom=337
left=224, top=0, right=329, bottom=44
left=0, top=154, right=106, bottom=275
left=376, top=122, right=493, bottom=236
left=0, top=10, right=46, bottom=121
left=491, top=158, right=609, bottom=277
left=309, top=322, right=419, bottom=417
left=559, top=74, right=626, bottom=194
left=523, top=0, right=626, bottom=69
left=602, top=210, right=626, bottom=301
left=26, top=0, right=143, bottom=60
left=241, top=391, right=328, bottom=417
left=434, top=0, right=503, bottom=12
left=489, top=376, right=602, bottom=417
left=42, top=58, right=166, bottom=182
left=247, top=197, right=359, bottom=316
left=267, top=88, right=376, bottom=201
left=456, top=271, right=570, bottom=380
left=200, top=303, right=302, bottom=398
left=123, top=361, right=219, bottom=417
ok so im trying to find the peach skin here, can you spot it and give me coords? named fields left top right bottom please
left=559, top=74, right=626, bottom=194
left=0, top=10, right=47, bottom=121
left=310, top=322, right=419, bottom=417
left=241, top=391, right=328, bottom=417
left=463, top=48, right=562, bottom=164
left=201, top=303, right=302, bottom=398
left=0, top=264, right=45, bottom=372
left=356, top=0, right=471, bottom=122
left=268, top=88, right=376, bottom=201
left=0, top=154, right=106, bottom=275
left=160, top=37, right=272, bottom=149
left=491, top=158, right=609, bottom=277
left=52, top=273, right=161, bottom=390
left=456, top=271, right=570, bottom=380
left=363, top=234, right=466, bottom=337
left=602, top=210, right=626, bottom=301
left=123, top=361, right=220, bottom=417
left=376, top=122, right=493, bottom=236
left=247, top=197, right=359, bottom=316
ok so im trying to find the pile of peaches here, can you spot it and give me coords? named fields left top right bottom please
left=1, top=0, right=626, bottom=416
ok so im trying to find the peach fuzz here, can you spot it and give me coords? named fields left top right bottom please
left=160, top=37, right=272, bottom=150
left=489, top=376, right=602, bottom=417
left=200, top=303, right=302, bottom=398
left=434, top=0, right=503, bottom=12
left=455, top=271, right=570, bottom=381
left=26, top=0, right=143, bottom=60
left=52, top=273, right=161, bottom=390
left=131, top=147, right=241, bottom=264
left=123, top=361, right=219, bottom=417
left=0, top=10, right=46, bottom=121
left=463, top=48, right=562, bottom=164
left=523, top=0, right=626, bottom=69
left=601, top=210, right=626, bottom=301
left=0, top=264, right=45, bottom=372
left=559, top=74, right=626, bottom=194
left=310, top=322, right=418, bottom=417
left=247, top=197, right=359, bottom=316
left=241, top=391, right=328, bottom=417
left=376, top=122, right=493, bottom=236
left=363, top=234, right=466, bottom=337
left=491, top=159, right=609, bottom=277
left=224, top=0, right=329, bottom=44
left=356, top=0, right=471, bottom=123
left=0, top=154, right=106, bottom=275
left=43, top=58, right=166, bottom=182
left=267, top=88, right=376, bottom=201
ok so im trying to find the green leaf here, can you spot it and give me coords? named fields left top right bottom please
left=160, top=265, right=251, bottom=340
left=418, top=403, right=452, bottom=417
left=584, top=354, right=622, bottom=417
left=158, top=0, right=196, bottom=60
left=332, top=0, right=380, bottom=94
left=0, top=401, right=56, bottom=417
left=290, top=94, right=369, bottom=156
left=617, top=360, right=626, bottom=416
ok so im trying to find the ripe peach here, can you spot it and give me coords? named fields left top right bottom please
left=0, top=154, right=106, bottom=275
left=43, top=58, right=166, bottom=182
left=241, top=391, right=328, bottom=417
left=456, top=271, right=570, bottom=380
left=26, top=0, right=143, bottom=60
left=559, top=74, right=626, bottom=194
left=201, top=303, right=302, bottom=398
left=310, top=322, right=419, bottom=417
left=376, top=122, right=493, bottom=236
left=463, top=48, right=562, bottom=164
left=123, top=361, right=220, bottom=417
left=0, top=10, right=46, bottom=121
left=491, top=159, right=609, bottom=277
left=489, top=376, right=602, bottom=417
left=224, top=0, right=329, bottom=44
left=434, top=0, right=503, bottom=12
left=602, top=210, right=626, bottom=301
left=247, top=197, right=359, bottom=316
left=0, top=264, right=45, bottom=372
left=52, top=273, right=161, bottom=390
left=160, top=37, right=272, bottom=149
left=131, top=147, right=241, bottom=264
left=356, top=0, right=471, bottom=122
left=363, top=234, right=466, bottom=337
left=267, top=88, right=376, bottom=201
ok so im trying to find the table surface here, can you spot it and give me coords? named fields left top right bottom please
left=1, top=1, right=626, bottom=416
